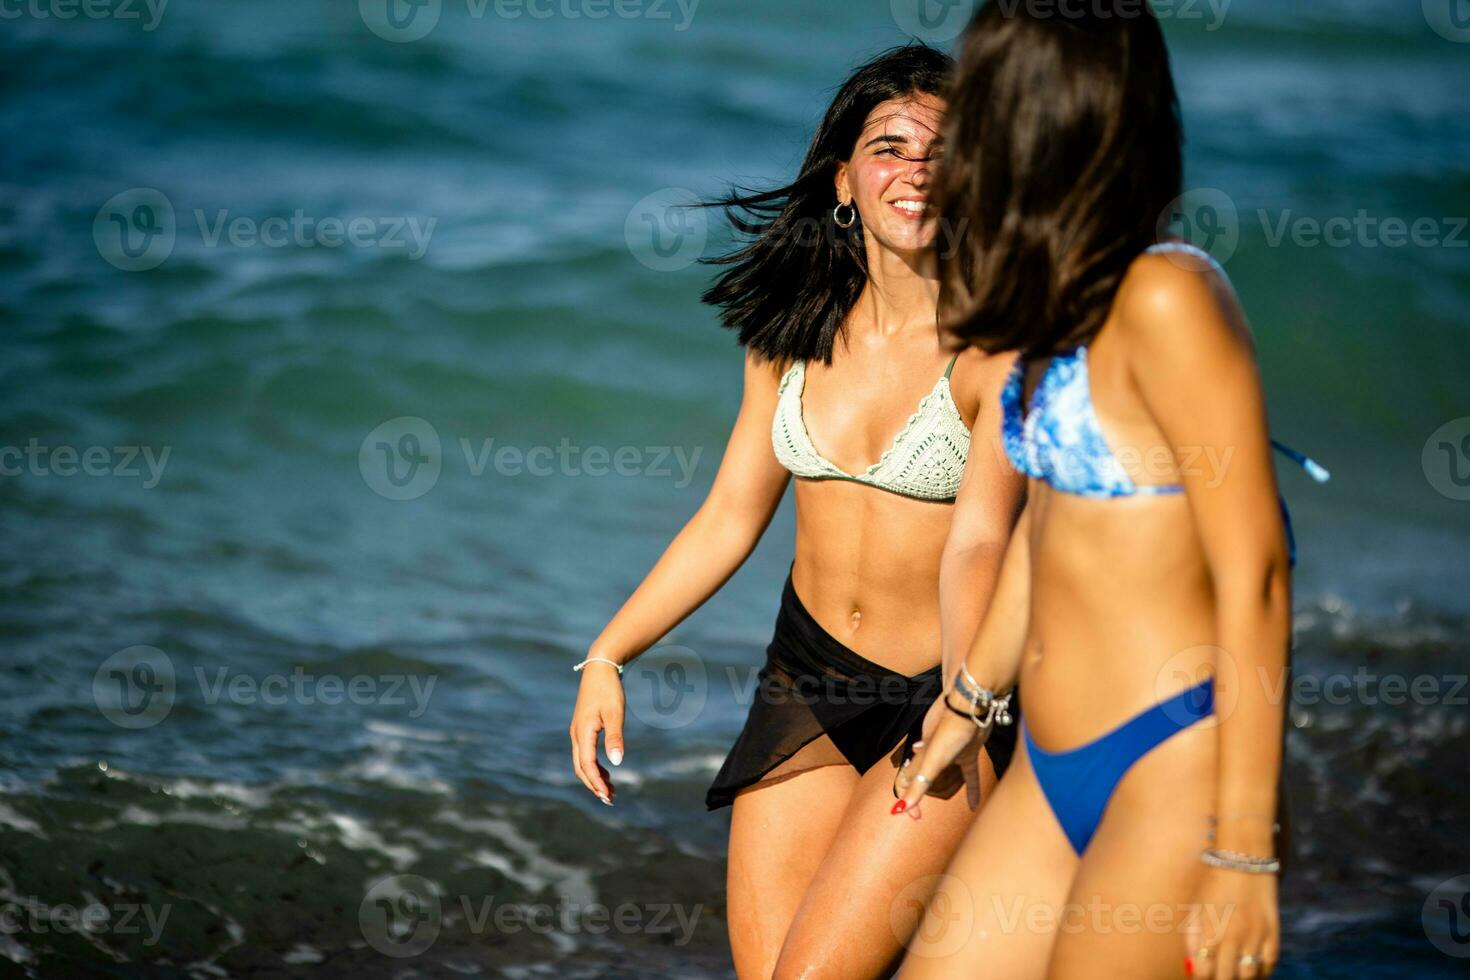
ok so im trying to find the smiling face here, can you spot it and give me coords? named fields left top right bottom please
left=835, top=92, right=946, bottom=257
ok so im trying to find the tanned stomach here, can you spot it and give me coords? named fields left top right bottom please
left=788, top=479, right=956, bottom=676
left=1019, top=486, right=1222, bottom=750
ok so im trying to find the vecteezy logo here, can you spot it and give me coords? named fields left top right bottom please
left=889, top=873, right=972, bottom=958
left=1425, top=0, right=1470, bottom=42
left=1423, top=417, right=1470, bottom=501
left=624, top=644, right=707, bottom=730
left=1156, top=188, right=1240, bottom=268
left=890, top=0, right=977, bottom=43
left=1423, top=875, right=1470, bottom=957
left=360, top=874, right=442, bottom=958
left=624, top=189, right=708, bottom=272
left=359, top=417, right=442, bottom=500
left=94, top=189, right=176, bottom=272
left=93, top=646, right=176, bottom=729
left=1154, top=645, right=1237, bottom=728
left=360, top=0, right=442, bottom=42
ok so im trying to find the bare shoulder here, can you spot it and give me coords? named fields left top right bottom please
left=743, top=349, right=790, bottom=395
left=951, top=345, right=1020, bottom=418
left=1112, top=250, right=1254, bottom=363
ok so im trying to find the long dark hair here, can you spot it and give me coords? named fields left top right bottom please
left=702, top=45, right=953, bottom=365
left=934, top=2, right=1183, bottom=358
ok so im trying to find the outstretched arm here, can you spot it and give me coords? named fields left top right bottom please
left=570, top=352, right=791, bottom=804
left=587, top=352, right=790, bottom=660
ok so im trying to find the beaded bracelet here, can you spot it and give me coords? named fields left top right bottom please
left=1200, top=848, right=1281, bottom=875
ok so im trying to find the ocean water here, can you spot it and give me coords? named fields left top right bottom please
left=0, top=0, right=1467, bottom=976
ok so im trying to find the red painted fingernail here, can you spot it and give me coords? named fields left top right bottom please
left=1184, top=958, right=1194, bottom=977
left=891, top=800, right=907, bottom=815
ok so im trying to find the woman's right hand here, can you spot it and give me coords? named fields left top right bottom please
left=570, top=662, right=625, bottom=806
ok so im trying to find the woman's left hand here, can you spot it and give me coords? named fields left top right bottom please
left=912, top=695, right=985, bottom=809
left=892, top=703, right=983, bottom=818
left=1184, top=867, right=1279, bottom=978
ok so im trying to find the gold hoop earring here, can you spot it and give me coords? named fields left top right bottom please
left=833, top=202, right=857, bottom=229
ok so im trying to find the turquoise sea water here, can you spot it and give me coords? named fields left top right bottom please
left=0, top=1, right=1467, bottom=975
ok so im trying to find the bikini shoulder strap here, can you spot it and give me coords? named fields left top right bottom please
left=1144, top=241, right=1229, bottom=279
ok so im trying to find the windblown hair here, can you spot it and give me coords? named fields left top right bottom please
left=702, top=45, right=953, bottom=364
left=934, top=2, right=1183, bottom=358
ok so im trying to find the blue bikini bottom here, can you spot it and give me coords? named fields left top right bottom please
left=1024, top=678, right=1215, bottom=856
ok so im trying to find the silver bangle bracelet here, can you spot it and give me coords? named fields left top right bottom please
left=1200, top=848, right=1281, bottom=875
left=573, top=657, right=625, bottom=676
left=951, top=666, right=1015, bottom=730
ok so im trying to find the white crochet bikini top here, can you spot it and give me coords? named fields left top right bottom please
left=772, top=354, right=970, bottom=502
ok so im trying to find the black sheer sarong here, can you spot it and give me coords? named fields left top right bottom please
left=706, top=573, right=1018, bottom=810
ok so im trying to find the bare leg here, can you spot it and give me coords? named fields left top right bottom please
left=897, top=741, right=1078, bottom=980
left=728, top=760, right=859, bottom=979
left=771, top=749, right=1001, bottom=979
left=1047, top=724, right=1216, bottom=980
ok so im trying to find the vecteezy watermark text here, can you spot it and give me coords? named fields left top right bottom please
left=0, top=898, right=171, bottom=946
left=1159, top=188, right=1468, bottom=266
left=1259, top=210, right=1468, bottom=250
left=0, top=440, right=170, bottom=488
left=92, top=646, right=438, bottom=729
left=890, top=0, right=1231, bottom=45
left=94, top=188, right=436, bottom=272
left=194, top=210, right=435, bottom=259
left=359, top=417, right=703, bottom=501
left=994, top=0, right=1231, bottom=28
left=359, top=0, right=700, bottom=43
left=459, top=895, right=702, bottom=944
left=357, top=875, right=703, bottom=958
left=0, top=0, right=167, bottom=31
left=990, top=895, right=1233, bottom=939
left=460, top=438, right=701, bottom=484
left=1260, top=667, right=1467, bottom=708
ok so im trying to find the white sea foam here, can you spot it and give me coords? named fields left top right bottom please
left=282, top=943, right=325, bottom=964
left=436, top=810, right=597, bottom=908
left=364, top=718, right=454, bottom=742
left=337, top=752, right=452, bottom=795
left=0, top=802, right=46, bottom=839
left=326, top=813, right=419, bottom=868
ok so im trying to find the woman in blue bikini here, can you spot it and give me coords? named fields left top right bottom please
left=893, top=7, right=1325, bottom=980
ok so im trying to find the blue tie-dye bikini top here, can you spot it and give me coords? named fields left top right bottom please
left=1000, top=243, right=1330, bottom=502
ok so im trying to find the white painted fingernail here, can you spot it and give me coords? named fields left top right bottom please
left=609, top=748, right=623, bottom=766
left=598, top=794, right=613, bottom=806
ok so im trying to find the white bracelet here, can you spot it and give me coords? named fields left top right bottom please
left=573, top=657, right=624, bottom=676
left=1200, top=848, right=1281, bottom=875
